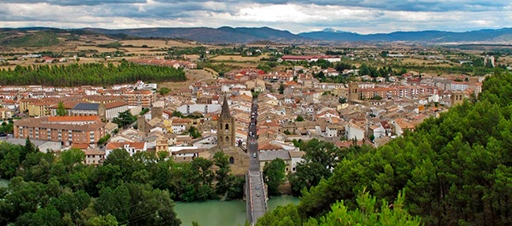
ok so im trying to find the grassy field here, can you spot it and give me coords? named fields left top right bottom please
left=401, top=58, right=453, bottom=67
left=120, top=39, right=199, bottom=48
left=159, top=69, right=217, bottom=91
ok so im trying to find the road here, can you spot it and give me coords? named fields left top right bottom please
left=246, top=97, right=267, bottom=225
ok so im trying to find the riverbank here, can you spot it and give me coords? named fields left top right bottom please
left=174, top=195, right=300, bottom=226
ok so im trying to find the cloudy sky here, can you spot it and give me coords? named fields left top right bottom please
left=0, top=0, right=511, bottom=34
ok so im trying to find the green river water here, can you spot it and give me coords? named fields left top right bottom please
left=174, top=195, right=300, bottom=226
left=0, top=178, right=297, bottom=226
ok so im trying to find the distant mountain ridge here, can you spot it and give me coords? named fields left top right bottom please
left=83, top=26, right=512, bottom=43
left=82, top=26, right=305, bottom=43
left=2, top=26, right=512, bottom=44
left=299, top=28, right=512, bottom=42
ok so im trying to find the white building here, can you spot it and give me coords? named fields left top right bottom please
left=345, top=123, right=366, bottom=141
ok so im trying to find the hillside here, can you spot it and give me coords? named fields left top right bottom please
left=1, top=26, right=512, bottom=45
left=83, top=26, right=306, bottom=44
left=0, top=30, right=61, bottom=47
left=299, top=28, right=512, bottom=43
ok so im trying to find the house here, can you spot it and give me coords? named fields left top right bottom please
left=104, top=101, right=129, bottom=121
left=105, top=141, right=147, bottom=157
left=1, top=137, right=62, bottom=153
left=258, top=150, right=291, bottom=173
left=289, top=151, right=305, bottom=173
left=69, top=103, right=106, bottom=121
left=369, top=123, right=386, bottom=139
left=84, top=149, right=105, bottom=165
left=392, top=118, right=415, bottom=137
left=0, top=108, right=12, bottom=120
left=345, top=123, right=366, bottom=141
left=173, top=148, right=209, bottom=162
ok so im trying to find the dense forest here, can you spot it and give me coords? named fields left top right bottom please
left=260, top=69, right=512, bottom=225
left=0, top=61, right=186, bottom=86
left=0, top=142, right=243, bottom=225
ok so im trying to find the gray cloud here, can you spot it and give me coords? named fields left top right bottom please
left=153, top=0, right=512, bottom=12
left=3, top=0, right=511, bottom=11
left=1, top=0, right=146, bottom=6
left=0, top=0, right=510, bottom=34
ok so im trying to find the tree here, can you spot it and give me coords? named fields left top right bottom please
left=97, top=134, right=111, bottom=146
left=86, top=214, right=118, bottom=226
left=295, top=115, right=304, bottom=122
left=188, top=126, right=202, bottom=139
left=263, top=158, right=286, bottom=196
left=56, top=101, right=67, bottom=116
left=308, top=190, right=421, bottom=225
left=159, top=87, right=170, bottom=96
left=95, top=185, right=131, bottom=223
left=212, top=152, right=243, bottom=199
left=289, top=139, right=344, bottom=195
left=256, top=204, right=302, bottom=226
left=278, top=83, right=284, bottom=94
left=171, top=110, right=185, bottom=118
left=112, top=110, right=136, bottom=129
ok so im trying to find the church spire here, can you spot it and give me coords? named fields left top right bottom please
left=220, top=95, right=231, bottom=119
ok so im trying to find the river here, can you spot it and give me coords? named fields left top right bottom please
left=174, top=195, right=300, bottom=226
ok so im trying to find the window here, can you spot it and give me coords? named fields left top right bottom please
left=229, top=156, right=234, bottom=164
left=225, top=124, right=229, bottom=130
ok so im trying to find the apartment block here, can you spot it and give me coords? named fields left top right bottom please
left=13, top=116, right=106, bottom=146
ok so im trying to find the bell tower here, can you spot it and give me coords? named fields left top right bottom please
left=348, top=82, right=359, bottom=102
left=217, top=96, right=235, bottom=147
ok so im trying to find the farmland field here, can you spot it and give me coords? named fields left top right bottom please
left=210, top=55, right=265, bottom=62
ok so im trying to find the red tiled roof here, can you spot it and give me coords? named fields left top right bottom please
left=48, top=116, right=100, bottom=122
left=71, top=143, right=90, bottom=150
left=106, top=142, right=145, bottom=150
left=104, top=101, right=128, bottom=109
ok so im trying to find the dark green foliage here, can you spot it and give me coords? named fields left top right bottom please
left=0, top=132, right=244, bottom=225
left=213, top=152, right=244, bottom=200
left=263, top=158, right=286, bottom=196
left=159, top=87, right=170, bottom=95
left=0, top=61, right=186, bottom=86
left=56, top=101, right=67, bottom=116
left=0, top=119, right=14, bottom=135
left=296, top=70, right=512, bottom=225
left=97, top=134, right=111, bottom=145
left=112, top=110, right=137, bottom=129
left=278, top=83, right=284, bottom=94
left=257, top=190, right=421, bottom=226
left=256, top=204, right=302, bottom=226
left=289, top=139, right=345, bottom=195
left=188, top=126, right=202, bottom=138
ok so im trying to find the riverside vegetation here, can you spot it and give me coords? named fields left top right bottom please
left=0, top=144, right=244, bottom=225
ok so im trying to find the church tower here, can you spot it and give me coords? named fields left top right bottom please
left=348, top=82, right=360, bottom=103
left=218, top=96, right=236, bottom=147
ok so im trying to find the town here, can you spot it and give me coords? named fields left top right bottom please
left=0, top=51, right=488, bottom=169
left=0, top=38, right=508, bottom=225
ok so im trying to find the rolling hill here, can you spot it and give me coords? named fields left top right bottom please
left=1, top=26, right=512, bottom=45
left=82, top=26, right=306, bottom=44
left=298, top=28, right=512, bottom=43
